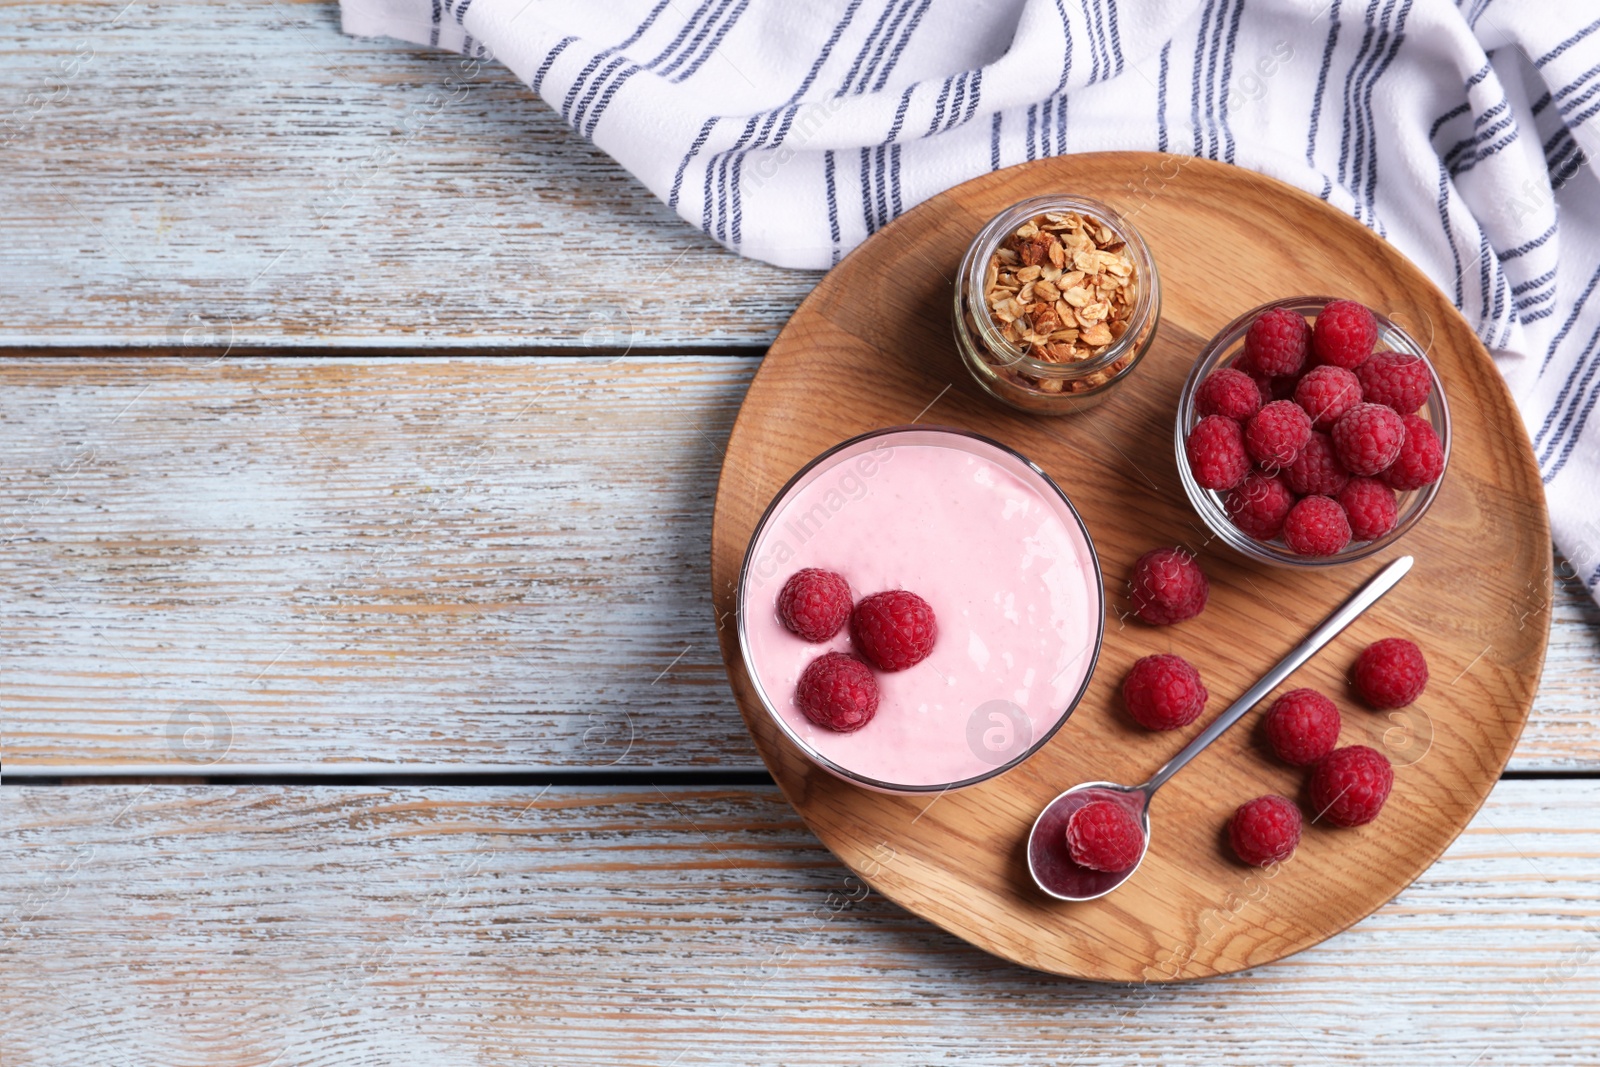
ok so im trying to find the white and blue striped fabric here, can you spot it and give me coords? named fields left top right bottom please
left=342, top=0, right=1600, bottom=602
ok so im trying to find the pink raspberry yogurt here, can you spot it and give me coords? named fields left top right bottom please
left=739, top=427, right=1104, bottom=792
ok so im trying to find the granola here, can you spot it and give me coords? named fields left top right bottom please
left=981, top=211, right=1138, bottom=378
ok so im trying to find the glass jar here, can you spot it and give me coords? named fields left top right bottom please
left=736, top=426, right=1105, bottom=795
left=953, top=194, right=1160, bottom=415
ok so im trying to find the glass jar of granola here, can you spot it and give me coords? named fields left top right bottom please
left=953, top=195, right=1160, bottom=415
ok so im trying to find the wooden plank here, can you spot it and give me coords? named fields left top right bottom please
left=3, top=781, right=1599, bottom=1064
left=0, top=0, right=817, bottom=349
left=2, top=357, right=1595, bottom=772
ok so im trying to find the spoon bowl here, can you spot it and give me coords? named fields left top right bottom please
left=1028, top=781, right=1152, bottom=901
left=1026, top=555, right=1414, bottom=902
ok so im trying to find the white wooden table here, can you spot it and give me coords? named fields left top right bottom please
left=4, top=3, right=1599, bottom=1063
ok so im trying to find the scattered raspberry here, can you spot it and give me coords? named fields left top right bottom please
left=1331, top=402, right=1406, bottom=476
left=1122, top=654, right=1208, bottom=731
left=1356, top=351, right=1432, bottom=414
left=1229, top=795, right=1303, bottom=866
left=1285, top=431, right=1352, bottom=497
left=1338, top=477, right=1398, bottom=541
left=1195, top=367, right=1263, bottom=421
left=1294, top=364, right=1364, bottom=430
left=1381, top=415, right=1445, bottom=491
left=1352, top=637, right=1429, bottom=709
left=1243, top=307, right=1312, bottom=377
left=1065, top=799, right=1145, bottom=872
left=795, top=652, right=878, bottom=732
left=1263, top=688, right=1342, bottom=766
left=1245, top=400, right=1313, bottom=471
left=1187, top=415, right=1252, bottom=490
left=1309, top=745, right=1394, bottom=827
left=849, top=590, right=937, bottom=671
left=1312, top=299, right=1378, bottom=370
left=777, top=568, right=853, bottom=642
left=1129, top=547, right=1209, bottom=625
left=1225, top=471, right=1296, bottom=540
left=1283, top=495, right=1352, bottom=556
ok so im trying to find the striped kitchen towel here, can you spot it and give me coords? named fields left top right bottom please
left=341, top=0, right=1600, bottom=601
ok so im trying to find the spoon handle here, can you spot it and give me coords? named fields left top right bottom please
left=1142, top=554, right=1414, bottom=795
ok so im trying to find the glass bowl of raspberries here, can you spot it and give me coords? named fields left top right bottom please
left=1175, top=296, right=1450, bottom=566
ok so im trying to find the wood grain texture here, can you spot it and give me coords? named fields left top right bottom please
left=4, top=782, right=1600, bottom=1066
left=1, top=356, right=1595, bottom=772
left=0, top=356, right=750, bottom=770
left=711, top=155, right=1554, bottom=979
left=0, top=0, right=817, bottom=349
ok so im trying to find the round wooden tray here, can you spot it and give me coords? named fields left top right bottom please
left=709, top=154, right=1551, bottom=981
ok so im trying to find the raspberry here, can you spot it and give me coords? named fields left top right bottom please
left=1352, top=637, right=1428, bottom=709
left=1331, top=402, right=1406, bottom=476
left=795, top=652, right=878, bottom=732
left=1285, top=431, right=1351, bottom=497
left=1357, top=351, right=1432, bottom=414
left=1065, top=800, right=1145, bottom=872
left=849, top=589, right=937, bottom=671
left=1225, top=471, right=1296, bottom=540
left=1244, top=369, right=1297, bottom=406
left=777, top=568, right=852, bottom=642
left=1381, top=415, right=1445, bottom=491
left=1122, top=654, right=1208, bottom=731
left=1186, top=415, right=1251, bottom=490
left=1245, top=400, right=1313, bottom=471
left=1229, top=795, right=1303, bottom=866
left=1338, top=477, right=1398, bottom=541
left=1246, top=370, right=1275, bottom=406
left=1195, top=367, right=1262, bottom=421
left=1283, top=495, right=1352, bottom=556
left=1128, top=547, right=1209, bottom=625
left=1263, top=688, right=1341, bottom=766
left=1294, top=365, right=1363, bottom=430
left=1309, top=745, right=1394, bottom=827
left=1311, top=299, right=1377, bottom=369
left=1242, top=307, right=1312, bottom=377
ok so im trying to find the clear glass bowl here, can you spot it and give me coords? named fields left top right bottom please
left=736, top=426, right=1105, bottom=794
left=953, top=194, right=1160, bottom=415
left=1175, top=296, right=1451, bottom=568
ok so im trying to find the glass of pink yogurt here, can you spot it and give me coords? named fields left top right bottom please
left=738, top=427, right=1105, bottom=794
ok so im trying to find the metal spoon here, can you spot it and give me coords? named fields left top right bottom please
left=1028, top=554, right=1414, bottom=902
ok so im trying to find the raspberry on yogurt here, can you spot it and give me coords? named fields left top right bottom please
left=777, top=568, right=852, bottom=642
left=850, top=590, right=937, bottom=671
left=795, top=652, right=879, bottom=733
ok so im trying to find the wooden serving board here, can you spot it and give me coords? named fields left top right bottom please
left=710, top=154, right=1550, bottom=981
